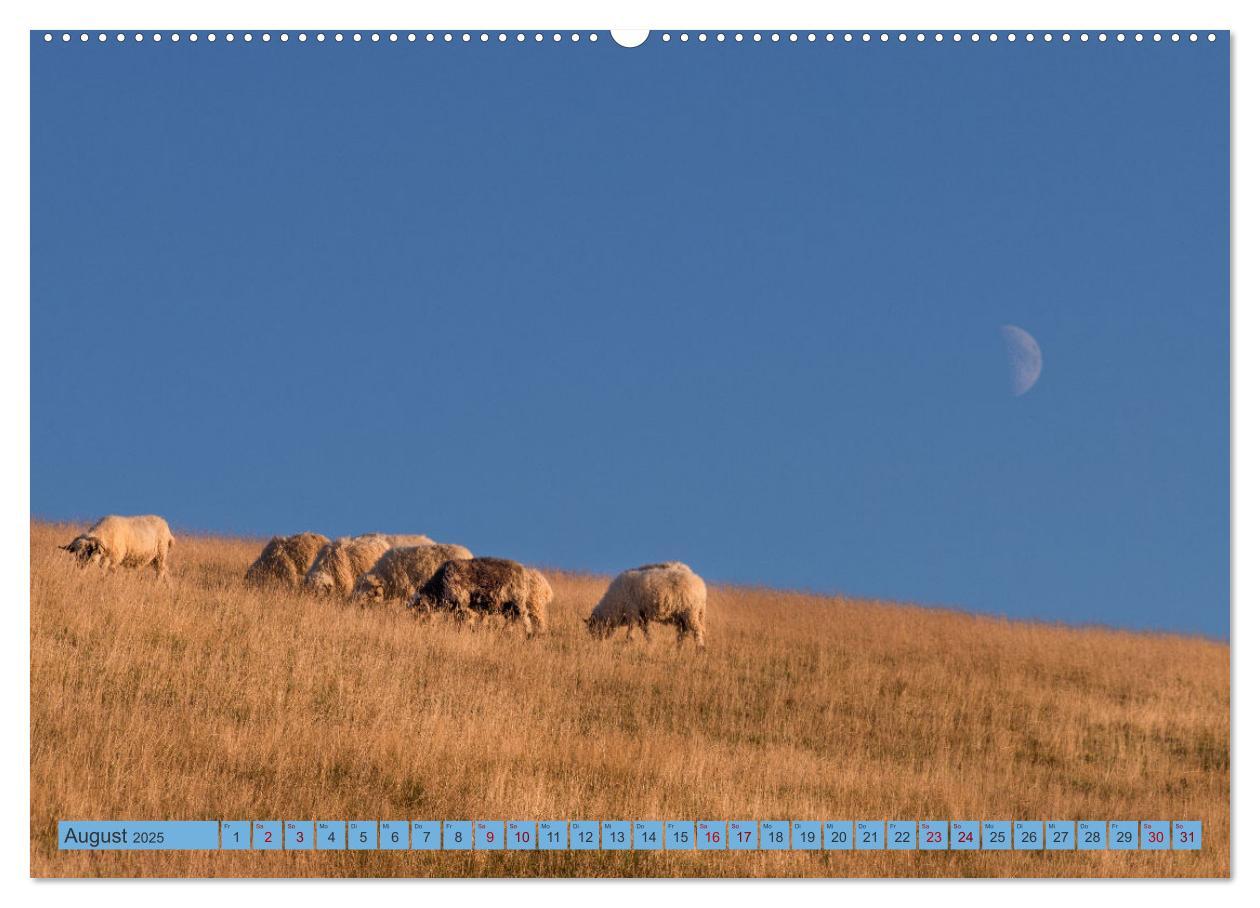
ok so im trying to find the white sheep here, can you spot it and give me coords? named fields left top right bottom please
left=61, top=515, right=175, bottom=580
left=303, top=534, right=394, bottom=598
left=351, top=543, right=474, bottom=604
left=586, top=562, right=707, bottom=648
left=244, top=532, right=330, bottom=588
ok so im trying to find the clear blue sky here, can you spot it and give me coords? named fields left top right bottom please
left=31, top=33, right=1228, bottom=637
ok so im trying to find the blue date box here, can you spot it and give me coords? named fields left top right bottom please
left=253, top=821, right=282, bottom=850
left=380, top=821, right=410, bottom=849
left=284, top=821, right=313, bottom=850
left=1109, top=821, right=1138, bottom=850
left=951, top=821, right=979, bottom=850
left=887, top=821, right=916, bottom=850
left=601, top=821, right=631, bottom=850
left=316, top=821, right=345, bottom=850
left=221, top=821, right=250, bottom=850
left=634, top=821, right=664, bottom=850
left=697, top=821, right=726, bottom=850
left=728, top=821, right=757, bottom=850
left=347, top=821, right=376, bottom=850
left=1140, top=821, right=1170, bottom=850
left=825, top=821, right=854, bottom=850
left=982, top=821, right=1012, bottom=850
left=1045, top=821, right=1074, bottom=850
left=1014, top=821, right=1043, bottom=850
left=856, top=821, right=884, bottom=850
left=919, top=821, right=948, bottom=851
left=507, top=821, right=536, bottom=850
left=792, top=821, right=822, bottom=850
left=760, top=821, right=789, bottom=850
left=410, top=821, right=439, bottom=849
left=475, top=821, right=504, bottom=850
left=379, top=821, right=409, bottom=850
left=1173, top=821, right=1201, bottom=851
left=538, top=821, right=567, bottom=850
left=1077, top=821, right=1106, bottom=850
left=666, top=821, right=695, bottom=850
left=537, top=821, right=567, bottom=850
left=568, top=821, right=598, bottom=850
left=443, top=821, right=472, bottom=850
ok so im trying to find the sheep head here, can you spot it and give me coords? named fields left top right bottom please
left=585, top=614, right=616, bottom=639
left=352, top=574, right=385, bottom=604
left=304, top=570, right=336, bottom=597
left=61, top=535, right=102, bottom=565
left=407, top=592, right=438, bottom=616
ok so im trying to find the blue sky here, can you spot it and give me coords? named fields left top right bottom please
left=31, top=33, right=1228, bottom=636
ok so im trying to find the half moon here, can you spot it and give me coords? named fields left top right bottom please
left=1000, top=325, right=1042, bottom=396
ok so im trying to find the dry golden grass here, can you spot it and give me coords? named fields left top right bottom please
left=29, top=520, right=1228, bottom=878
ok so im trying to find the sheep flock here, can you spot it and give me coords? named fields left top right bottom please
left=59, top=514, right=708, bottom=649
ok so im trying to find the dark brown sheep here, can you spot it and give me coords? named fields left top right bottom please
left=408, top=556, right=551, bottom=637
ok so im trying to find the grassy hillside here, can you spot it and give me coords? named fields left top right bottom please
left=29, top=520, right=1229, bottom=878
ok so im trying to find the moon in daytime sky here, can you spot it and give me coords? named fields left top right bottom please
left=1000, top=325, right=1042, bottom=396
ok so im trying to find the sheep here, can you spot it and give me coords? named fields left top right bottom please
left=408, top=556, right=551, bottom=637
left=351, top=543, right=474, bottom=604
left=586, top=562, right=707, bottom=649
left=244, top=532, right=330, bottom=588
left=60, top=515, right=175, bottom=580
left=302, top=534, right=395, bottom=598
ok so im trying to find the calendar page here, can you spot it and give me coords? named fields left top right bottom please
left=28, top=17, right=1229, bottom=881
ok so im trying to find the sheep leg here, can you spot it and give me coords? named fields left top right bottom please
left=681, top=615, right=706, bottom=651
left=673, top=615, right=706, bottom=649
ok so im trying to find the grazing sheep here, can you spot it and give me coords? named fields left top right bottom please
left=303, top=534, right=395, bottom=598
left=352, top=543, right=474, bottom=604
left=60, top=515, right=175, bottom=580
left=408, top=557, right=551, bottom=637
left=244, top=532, right=330, bottom=588
left=586, top=562, right=707, bottom=649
